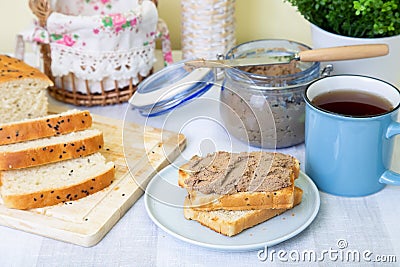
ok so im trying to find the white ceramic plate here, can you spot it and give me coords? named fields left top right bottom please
left=144, top=163, right=320, bottom=252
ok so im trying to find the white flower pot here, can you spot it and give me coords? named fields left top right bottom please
left=311, top=24, right=400, bottom=87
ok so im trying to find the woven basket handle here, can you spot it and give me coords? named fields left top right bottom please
left=27, top=0, right=53, bottom=79
left=14, top=0, right=51, bottom=61
left=29, top=0, right=52, bottom=27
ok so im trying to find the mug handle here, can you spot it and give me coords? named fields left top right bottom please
left=379, top=121, right=400, bottom=185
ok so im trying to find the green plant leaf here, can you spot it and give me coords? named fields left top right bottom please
left=285, top=0, right=400, bottom=37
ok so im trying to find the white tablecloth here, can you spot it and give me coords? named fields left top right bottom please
left=1, top=52, right=399, bottom=267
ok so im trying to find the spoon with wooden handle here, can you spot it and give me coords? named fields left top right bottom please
left=185, top=44, right=389, bottom=68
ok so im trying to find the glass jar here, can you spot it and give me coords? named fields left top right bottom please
left=220, top=39, right=321, bottom=148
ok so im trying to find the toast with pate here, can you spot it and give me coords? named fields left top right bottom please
left=179, top=151, right=300, bottom=211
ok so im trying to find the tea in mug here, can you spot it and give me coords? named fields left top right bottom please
left=312, top=90, right=393, bottom=116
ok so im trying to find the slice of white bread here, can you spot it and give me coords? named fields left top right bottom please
left=179, top=152, right=300, bottom=210
left=184, top=183, right=297, bottom=211
left=183, top=187, right=303, bottom=237
left=0, top=129, right=103, bottom=170
left=0, top=152, right=115, bottom=210
left=0, top=55, right=53, bottom=124
left=0, top=109, right=92, bottom=145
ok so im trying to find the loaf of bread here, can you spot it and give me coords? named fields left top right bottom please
left=0, top=129, right=103, bottom=170
left=179, top=151, right=300, bottom=210
left=0, top=109, right=92, bottom=145
left=184, top=187, right=303, bottom=237
left=0, top=55, right=52, bottom=124
left=0, top=153, right=115, bottom=210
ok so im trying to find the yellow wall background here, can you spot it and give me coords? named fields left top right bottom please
left=0, top=0, right=311, bottom=53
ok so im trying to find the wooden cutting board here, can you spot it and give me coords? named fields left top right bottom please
left=0, top=107, right=186, bottom=247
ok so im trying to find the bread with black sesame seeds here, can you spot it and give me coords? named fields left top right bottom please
left=0, top=129, right=103, bottom=170
left=0, top=55, right=53, bottom=124
left=0, top=153, right=115, bottom=210
left=0, top=109, right=92, bottom=145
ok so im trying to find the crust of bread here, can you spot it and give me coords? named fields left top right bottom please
left=1, top=165, right=115, bottom=210
left=178, top=156, right=300, bottom=210
left=178, top=163, right=190, bottom=188
left=0, top=110, right=92, bottom=145
left=187, top=182, right=295, bottom=210
left=0, top=133, right=104, bottom=170
left=183, top=187, right=303, bottom=237
left=0, top=55, right=53, bottom=86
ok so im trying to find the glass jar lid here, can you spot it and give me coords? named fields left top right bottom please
left=129, top=61, right=214, bottom=117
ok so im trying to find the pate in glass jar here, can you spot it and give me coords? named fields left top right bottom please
left=220, top=39, right=320, bottom=148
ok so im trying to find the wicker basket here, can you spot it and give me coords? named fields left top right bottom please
left=29, top=0, right=171, bottom=106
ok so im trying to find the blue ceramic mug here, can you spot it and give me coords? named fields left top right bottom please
left=304, top=75, right=400, bottom=197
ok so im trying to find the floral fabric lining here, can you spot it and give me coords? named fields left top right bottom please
left=19, top=0, right=172, bottom=93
